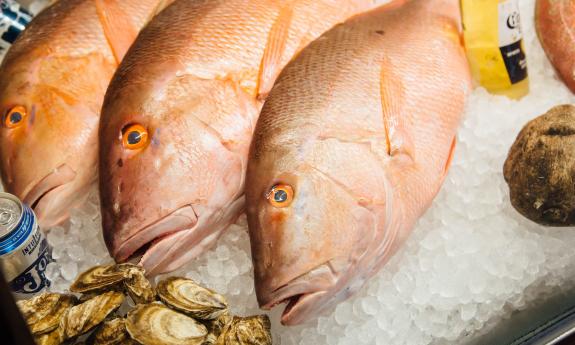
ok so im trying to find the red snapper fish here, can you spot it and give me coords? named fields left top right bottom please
left=246, top=0, right=471, bottom=325
left=0, top=0, right=170, bottom=227
left=98, top=0, right=385, bottom=276
left=536, top=0, right=575, bottom=93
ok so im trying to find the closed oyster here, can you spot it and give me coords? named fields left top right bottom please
left=203, top=313, right=233, bottom=345
left=34, top=327, right=64, bottom=345
left=157, top=277, right=227, bottom=320
left=126, top=302, right=208, bottom=345
left=70, top=265, right=127, bottom=293
left=216, top=315, right=272, bottom=345
left=203, top=334, right=217, bottom=345
left=18, top=293, right=76, bottom=335
left=61, top=291, right=124, bottom=340
left=123, top=267, right=155, bottom=304
left=88, top=318, right=137, bottom=345
left=206, top=313, right=232, bottom=338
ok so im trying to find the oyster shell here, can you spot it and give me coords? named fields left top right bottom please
left=70, top=265, right=127, bottom=293
left=17, top=293, right=76, bottom=335
left=123, top=266, right=155, bottom=304
left=216, top=315, right=272, bottom=345
left=206, top=313, right=232, bottom=338
left=157, top=277, right=227, bottom=320
left=61, top=291, right=124, bottom=340
left=34, top=327, right=63, bottom=345
left=203, top=334, right=217, bottom=345
left=88, top=318, right=137, bottom=345
left=202, top=313, right=232, bottom=345
left=126, top=302, right=208, bottom=345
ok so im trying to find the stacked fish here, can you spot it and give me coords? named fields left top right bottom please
left=0, top=0, right=475, bottom=328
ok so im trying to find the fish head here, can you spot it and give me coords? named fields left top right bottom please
left=0, top=50, right=114, bottom=227
left=100, top=65, right=255, bottom=275
left=246, top=136, right=394, bottom=325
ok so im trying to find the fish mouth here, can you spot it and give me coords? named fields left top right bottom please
left=114, top=205, right=198, bottom=264
left=264, top=288, right=327, bottom=326
left=260, top=263, right=336, bottom=325
left=22, top=164, right=77, bottom=223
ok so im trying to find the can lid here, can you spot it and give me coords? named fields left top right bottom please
left=0, top=192, right=22, bottom=239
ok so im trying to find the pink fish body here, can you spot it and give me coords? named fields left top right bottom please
left=536, top=0, right=575, bottom=93
left=0, top=0, right=169, bottom=227
left=246, top=0, right=471, bottom=325
left=98, top=0, right=384, bottom=275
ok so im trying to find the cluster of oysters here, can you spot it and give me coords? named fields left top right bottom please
left=17, top=263, right=272, bottom=345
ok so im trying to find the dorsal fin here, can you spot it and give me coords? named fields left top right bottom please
left=379, top=59, right=415, bottom=160
left=95, top=0, right=140, bottom=64
left=256, top=3, right=295, bottom=101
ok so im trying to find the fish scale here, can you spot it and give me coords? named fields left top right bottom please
left=98, top=0, right=384, bottom=276
left=536, top=0, right=575, bottom=93
left=245, top=0, right=471, bottom=325
left=0, top=0, right=172, bottom=228
left=5, top=0, right=110, bottom=59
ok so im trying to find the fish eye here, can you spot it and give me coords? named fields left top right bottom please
left=267, top=184, right=294, bottom=208
left=4, top=105, right=27, bottom=128
left=122, top=124, right=149, bottom=150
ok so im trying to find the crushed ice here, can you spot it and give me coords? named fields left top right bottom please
left=4, top=0, right=575, bottom=344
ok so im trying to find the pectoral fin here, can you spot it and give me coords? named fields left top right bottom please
left=379, top=60, right=415, bottom=161
left=443, top=136, right=457, bottom=178
left=256, top=3, right=294, bottom=100
left=95, top=0, right=139, bottom=64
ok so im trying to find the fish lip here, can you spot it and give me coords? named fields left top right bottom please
left=113, top=205, right=198, bottom=263
left=261, top=285, right=327, bottom=326
left=22, top=164, right=77, bottom=211
left=259, top=262, right=336, bottom=325
left=280, top=291, right=327, bottom=325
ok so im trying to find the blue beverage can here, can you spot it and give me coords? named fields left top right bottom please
left=0, top=0, right=33, bottom=59
left=0, top=192, right=52, bottom=299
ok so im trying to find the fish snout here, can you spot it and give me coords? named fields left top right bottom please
left=20, top=164, right=77, bottom=227
left=138, top=199, right=245, bottom=276
left=258, top=261, right=339, bottom=325
left=110, top=205, right=199, bottom=265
